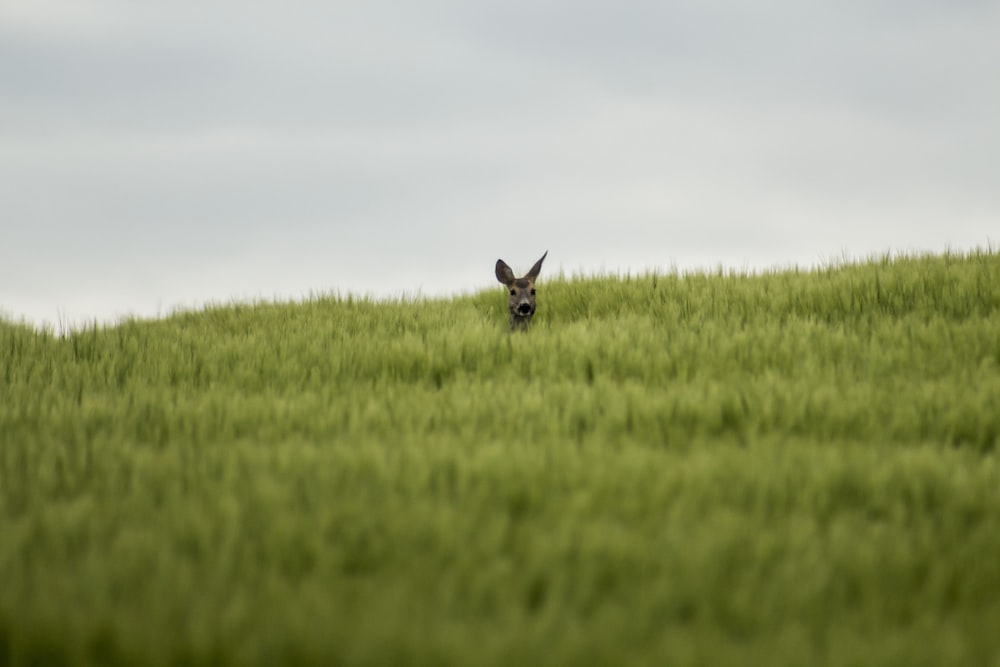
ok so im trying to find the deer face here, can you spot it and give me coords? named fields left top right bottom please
left=508, top=278, right=537, bottom=319
left=495, top=251, right=547, bottom=330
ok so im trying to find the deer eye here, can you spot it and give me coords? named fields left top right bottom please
left=530, top=289, right=536, bottom=295
left=509, top=289, right=516, bottom=295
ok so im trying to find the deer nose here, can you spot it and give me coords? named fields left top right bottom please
left=517, top=303, right=533, bottom=314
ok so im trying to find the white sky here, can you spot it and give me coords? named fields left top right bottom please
left=2, top=1, right=997, bottom=328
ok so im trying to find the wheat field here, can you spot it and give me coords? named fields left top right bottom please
left=2, top=249, right=999, bottom=665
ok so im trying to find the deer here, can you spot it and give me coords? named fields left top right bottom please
left=495, top=251, right=548, bottom=331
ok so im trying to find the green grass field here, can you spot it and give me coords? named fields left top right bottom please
left=2, top=249, right=1000, bottom=666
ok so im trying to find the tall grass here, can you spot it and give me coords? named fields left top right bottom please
left=1, top=249, right=999, bottom=665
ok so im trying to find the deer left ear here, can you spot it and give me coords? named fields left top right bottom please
left=526, top=251, right=548, bottom=281
left=496, top=259, right=516, bottom=286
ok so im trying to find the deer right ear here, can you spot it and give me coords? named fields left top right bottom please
left=526, top=250, right=548, bottom=281
left=495, top=259, right=515, bottom=286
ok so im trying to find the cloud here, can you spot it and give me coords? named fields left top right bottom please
left=1, top=1, right=998, bottom=327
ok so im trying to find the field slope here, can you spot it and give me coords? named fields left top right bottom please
left=2, top=250, right=1000, bottom=666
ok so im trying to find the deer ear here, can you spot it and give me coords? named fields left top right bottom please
left=496, top=259, right=515, bottom=285
left=526, top=251, right=548, bottom=281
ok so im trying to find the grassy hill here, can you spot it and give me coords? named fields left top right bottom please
left=2, top=250, right=999, bottom=666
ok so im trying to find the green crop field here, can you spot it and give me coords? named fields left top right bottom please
left=2, top=249, right=1000, bottom=666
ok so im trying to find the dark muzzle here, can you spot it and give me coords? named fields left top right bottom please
left=517, top=303, right=533, bottom=315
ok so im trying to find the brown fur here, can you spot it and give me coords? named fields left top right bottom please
left=495, top=251, right=548, bottom=331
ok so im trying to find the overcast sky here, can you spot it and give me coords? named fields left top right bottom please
left=2, top=1, right=997, bottom=328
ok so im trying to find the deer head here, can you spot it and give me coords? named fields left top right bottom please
left=495, top=251, right=548, bottom=331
